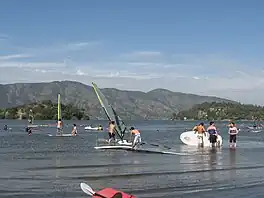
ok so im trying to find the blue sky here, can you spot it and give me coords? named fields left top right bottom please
left=0, top=0, right=264, bottom=104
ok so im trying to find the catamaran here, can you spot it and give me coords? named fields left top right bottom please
left=48, top=94, right=73, bottom=137
left=91, top=82, right=185, bottom=155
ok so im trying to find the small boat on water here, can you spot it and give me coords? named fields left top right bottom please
left=84, top=125, right=104, bottom=131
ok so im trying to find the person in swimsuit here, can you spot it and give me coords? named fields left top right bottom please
left=228, top=122, right=239, bottom=148
left=107, top=121, right=116, bottom=143
left=130, top=127, right=141, bottom=148
left=57, top=119, right=63, bottom=136
left=193, top=122, right=206, bottom=147
left=26, top=127, right=32, bottom=136
left=207, top=121, right=218, bottom=147
left=71, top=124, right=77, bottom=136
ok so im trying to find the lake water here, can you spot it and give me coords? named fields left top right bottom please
left=1, top=120, right=264, bottom=198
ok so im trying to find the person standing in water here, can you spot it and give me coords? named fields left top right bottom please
left=107, top=121, right=116, bottom=143
left=228, top=122, right=239, bottom=148
left=57, top=118, right=63, bottom=136
left=193, top=122, right=206, bottom=147
left=207, top=121, right=218, bottom=147
left=71, top=124, right=77, bottom=136
left=130, top=127, right=141, bottom=148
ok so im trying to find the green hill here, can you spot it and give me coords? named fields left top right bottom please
left=0, top=81, right=236, bottom=120
left=175, top=102, right=264, bottom=120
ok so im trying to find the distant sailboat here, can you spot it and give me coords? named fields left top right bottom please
left=27, top=109, right=38, bottom=128
left=48, top=94, right=73, bottom=137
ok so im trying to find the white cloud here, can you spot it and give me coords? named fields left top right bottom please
left=1, top=38, right=264, bottom=105
left=0, top=54, right=32, bottom=60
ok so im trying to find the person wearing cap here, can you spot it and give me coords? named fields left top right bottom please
left=192, top=122, right=206, bottom=147
left=130, top=127, right=141, bottom=148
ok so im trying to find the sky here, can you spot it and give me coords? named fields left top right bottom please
left=0, top=0, right=264, bottom=104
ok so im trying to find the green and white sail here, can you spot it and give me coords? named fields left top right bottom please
left=92, top=82, right=127, bottom=140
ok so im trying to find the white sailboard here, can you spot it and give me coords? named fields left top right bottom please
left=84, top=126, right=100, bottom=130
left=94, top=145, right=186, bottom=155
left=92, top=82, right=130, bottom=145
left=92, top=82, right=180, bottom=154
left=48, top=94, right=74, bottom=137
left=48, top=134, right=73, bottom=137
left=180, top=131, right=223, bottom=147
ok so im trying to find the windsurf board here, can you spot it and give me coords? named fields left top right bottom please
left=48, top=134, right=73, bottom=137
left=180, top=131, right=223, bottom=147
left=94, top=145, right=186, bottom=155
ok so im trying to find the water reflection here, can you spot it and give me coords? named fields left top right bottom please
left=229, top=149, right=237, bottom=181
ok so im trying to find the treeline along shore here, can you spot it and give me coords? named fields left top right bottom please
left=1, top=100, right=264, bottom=121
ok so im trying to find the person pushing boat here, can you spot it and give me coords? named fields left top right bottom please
left=57, top=118, right=63, bottom=136
left=193, top=122, right=206, bottom=146
left=130, top=127, right=141, bottom=148
left=207, top=121, right=218, bottom=147
left=228, top=122, right=239, bottom=148
left=107, top=121, right=116, bottom=143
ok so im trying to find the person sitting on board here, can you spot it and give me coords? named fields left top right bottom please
left=57, top=119, right=63, bottom=136
left=228, top=122, right=239, bottom=148
left=193, top=122, right=206, bottom=146
left=207, top=121, right=218, bottom=147
left=130, top=127, right=141, bottom=148
left=71, top=124, right=78, bottom=136
left=107, top=121, right=116, bottom=143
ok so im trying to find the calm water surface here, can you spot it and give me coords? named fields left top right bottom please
left=1, top=120, right=264, bottom=198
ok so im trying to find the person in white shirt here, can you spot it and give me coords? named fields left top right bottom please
left=228, top=122, right=239, bottom=148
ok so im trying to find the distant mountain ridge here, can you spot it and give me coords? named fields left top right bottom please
left=0, top=81, right=236, bottom=120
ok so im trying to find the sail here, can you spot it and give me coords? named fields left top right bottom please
left=28, top=109, right=34, bottom=124
left=92, top=82, right=127, bottom=140
left=57, top=94, right=61, bottom=120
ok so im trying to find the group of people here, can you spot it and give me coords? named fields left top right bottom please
left=56, top=119, right=78, bottom=136
left=107, top=120, right=141, bottom=148
left=192, top=121, right=239, bottom=148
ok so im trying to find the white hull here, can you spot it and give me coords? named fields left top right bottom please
left=94, top=145, right=185, bottom=155
left=180, top=131, right=223, bottom=147
left=84, top=126, right=100, bottom=130
left=48, top=134, right=74, bottom=137
left=117, top=140, right=132, bottom=146
left=247, top=126, right=262, bottom=130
